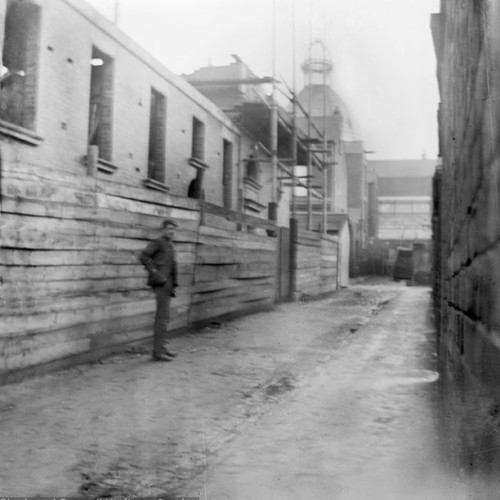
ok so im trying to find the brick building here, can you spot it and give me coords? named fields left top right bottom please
left=184, top=42, right=374, bottom=285
left=1, top=0, right=328, bottom=375
left=0, top=0, right=265, bottom=210
left=0, top=0, right=345, bottom=378
left=432, top=0, right=500, bottom=476
left=184, top=55, right=298, bottom=227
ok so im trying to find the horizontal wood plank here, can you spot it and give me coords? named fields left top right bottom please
left=1, top=166, right=340, bottom=373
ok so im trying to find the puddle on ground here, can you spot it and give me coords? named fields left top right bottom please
left=371, top=369, right=439, bottom=390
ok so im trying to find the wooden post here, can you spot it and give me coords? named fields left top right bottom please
left=289, top=217, right=298, bottom=300
left=488, top=1, right=500, bottom=147
left=270, top=0, right=278, bottom=220
left=268, top=201, right=277, bottom=222
left=290, top=0, right=297, bottom=220
left=270, top=104, right=278, bottom=221
left=291, top=99, right=297, bottom=219
left=87, top=145, right=98, bottom=177
left=307, top=146, right=312, bottom=230
left=0, top=0, right=7, bottom=71
left=306, top=8, right=313, bottom=231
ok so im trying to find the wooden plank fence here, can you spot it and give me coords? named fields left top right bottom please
left=0, top=167, right=340, bottom=377
left=189, top=206, right=278, bottom=324
left=294, top=228, right=339, bottom=298
left=0, top=163, right=200, bottom=373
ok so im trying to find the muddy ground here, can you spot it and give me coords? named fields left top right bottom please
left=1, top=278, right=487, bottom=498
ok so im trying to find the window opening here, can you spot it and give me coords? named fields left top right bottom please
left=191, top=117, right=205, bottom=161
left=1, top=0, right=41, bottom=129
left=187, top=175, right=205, bottom=200
left=246, top=153, right=259, bottom=182
left=148, top=88, right=166, bottom=183
left=222, top=139, right=233, bottom=209
left=88, top=47, right=114, bottom=161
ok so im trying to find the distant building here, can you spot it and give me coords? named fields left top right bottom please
left=365, top=158, right=439, bottom=273
left=184, top=55, right=308, bottom=227
left=293, top=41, right=368, bottom=279
left=344, top=141, right=369, bottom=273
left=182, top=54, right=270, bottom=114
left=0, top=0, right=288, bottom=369
left=184, top=43, right=374, bottom=284
left=0, top=0, right=345, bottom=375
left=371, top=159, right=437, bottom=242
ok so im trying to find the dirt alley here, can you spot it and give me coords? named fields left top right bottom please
left=0, top=279, right=460, bottom=498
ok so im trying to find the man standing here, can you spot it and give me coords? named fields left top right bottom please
left=139, top=218, right=178, bottom=361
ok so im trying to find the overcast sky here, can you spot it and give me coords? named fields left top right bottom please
left=86, top=0, right=440, bottom=160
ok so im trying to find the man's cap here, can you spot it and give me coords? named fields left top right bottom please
left=162, top=217, right=178, bottom=228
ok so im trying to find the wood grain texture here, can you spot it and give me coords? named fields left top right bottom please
left=0, top=164, right=339, bottom=374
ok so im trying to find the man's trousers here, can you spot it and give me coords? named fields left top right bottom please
left=153, top=283, right=172, bottom=355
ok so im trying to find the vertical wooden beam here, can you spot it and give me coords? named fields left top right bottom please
left=321, top=44, right=328, bottom=235
left=87, top=145, right=98, bottom=177
left=269, top=0, right=278, bottom=222
left=487, top=0, right=500, bottom=146
left=289, top=217, right=298, bottom=300
left=237, top=136, right=243, bottom=216
left=306, top=0, right=313, bottom=231
left=290, top=0, right=297, bottom=221
left=0, top=0, right=6, bottom=71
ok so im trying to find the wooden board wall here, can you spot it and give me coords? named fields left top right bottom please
left=320, top=235, right=339, bottom=294
left=295, top=228, right=339, bottom=297
left=189, top=221, right=277, bottom=324
left=0, top=165, right=280, bottom=373
left=0, top=164, right=200, bottom=372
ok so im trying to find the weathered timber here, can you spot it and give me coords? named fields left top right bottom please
left=195, top=247, right=275, bottom=265
left=198, top=224, right=275, bottom=243
left=292, top=229, right=339, bottom=297
left=0, top=157, right=340, bottom=377
left=0, top=263, right=194, bottom=282
left=191, top=277, right=275, bottom=297
left=1, top=195, right=200, bottom=233
left=0, top=296, right=155, bottom=336
left=189, top=296, right=273, bottom=324
left=2, top=165, right=200, bottom=212
left=192, top=265, right=240, bottom=283
left=0, top=318, right=155, bottom=371
left=201, top=201, right=278, bottom=232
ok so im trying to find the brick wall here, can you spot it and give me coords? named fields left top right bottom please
left=433, top=0, right=500, bottom=476
left=1, top=0, right=245, bottom=205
